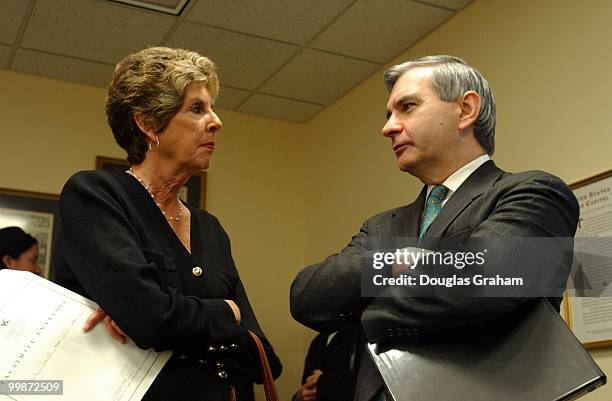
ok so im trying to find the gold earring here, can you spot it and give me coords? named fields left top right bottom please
left=148, top=138, right=160, bottom=151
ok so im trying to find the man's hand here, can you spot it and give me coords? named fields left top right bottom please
left=392, top=247, right=433, bottom=276
left=224, top=299, right=241, bottom=324
left=83, top=307, right=127, bottom=343
left=295, top=370, right=323, bottom=401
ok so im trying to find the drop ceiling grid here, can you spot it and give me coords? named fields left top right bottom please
left=214, top=87, right=251, bottom=110
left=165, top=21, right=301, bottom=90
left=1, top=0, right=473, bottom=123
left=310, top=0, right=454, bottom=63
left=417, top=0, right=473, bottom=11
left=13, top=49, right=116, bottom=87
left=0, top=44, right=11, bottom=66
left=21, top=0, right=176, bottom=64
left=0, top=0, right=30, bottom=45
left=259, top=48, right=380, bottom=105
left=240, top=93, right=324, bottom=123
left=186, top=0, right=355, bottom=45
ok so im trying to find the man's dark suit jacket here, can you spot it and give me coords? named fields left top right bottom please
left=290, top=160, right=580, bottom=401
left=293, top=320, right=366, bottom=401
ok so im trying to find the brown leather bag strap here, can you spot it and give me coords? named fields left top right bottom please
left=228, top=331, right=279, bottom=401
left=248, top=330, right=279, bottom=401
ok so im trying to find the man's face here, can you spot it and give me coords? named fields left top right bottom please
left=382, top=67, right=462, bottom=181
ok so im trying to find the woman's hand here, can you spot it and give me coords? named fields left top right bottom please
left=224, top=299, right=241, bottom=324
left=83, top=307, right=128, bottom=343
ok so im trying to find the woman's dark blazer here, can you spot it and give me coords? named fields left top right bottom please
left=53, top=170, right=281, bottom=401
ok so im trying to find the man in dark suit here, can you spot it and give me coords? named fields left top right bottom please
left=293, top=319, right=366, bottom=401
left=290, top=55, right=579, bottom=401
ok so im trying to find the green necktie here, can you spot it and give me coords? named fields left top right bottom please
left=419, top=185, right=448, bottom=239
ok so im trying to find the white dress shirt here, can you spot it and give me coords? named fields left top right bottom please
left=425, top=154, right=490, bottom=207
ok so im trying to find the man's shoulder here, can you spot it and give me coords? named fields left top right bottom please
left=496, top=169, right=572, bottom=192
left=486, top=168, right=579, bottom=223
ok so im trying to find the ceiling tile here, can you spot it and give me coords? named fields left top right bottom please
left=21, top=0, right=175, bottom=64
left=166, top=22, right=299, bottom=90
left=0, top=44, right=11, bottom=66
left=215, top=87, right=250, bottom=110
left=420, top=0, right=472, bottom=11
left=260, top=49, right=380, bottom=105
left=186, top=0, right=353, bottom=45
left=12, top=49, right=115, bottom=88
left=239, top=94, right=324, bottom=123
left=0, top=0, right=29, bottom=45
left=311, top=0, right=453, bottom=63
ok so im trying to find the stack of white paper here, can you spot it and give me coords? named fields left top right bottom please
left=0, top=270, right=171, bottom=401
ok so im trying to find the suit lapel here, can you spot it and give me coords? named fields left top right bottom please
left=423, top=160, right=504, bottom=239
left=389, top=186, right=427, bottom=242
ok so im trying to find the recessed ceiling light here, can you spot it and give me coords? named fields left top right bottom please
left=109, top=0, right=190, bottom=16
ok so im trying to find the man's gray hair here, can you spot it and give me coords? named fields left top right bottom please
left=384, top=55, right=496, bottom=155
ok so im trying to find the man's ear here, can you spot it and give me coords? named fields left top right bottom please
left=457, top=90, right=481, bottom=131
left=133, top=114, right=158, bottom=143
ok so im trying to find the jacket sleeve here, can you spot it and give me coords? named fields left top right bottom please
left=291, top=173, right=579, bottom=342
left=361, top=174, right=580, bottom=343
left=57, top=171, right=244, bottom=352
left=290, top=220, right=372, bottom=333
left=211, top=216, right=282, bottom=381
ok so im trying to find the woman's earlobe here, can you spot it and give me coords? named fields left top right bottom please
left=133, top=114, right=156, bottom=140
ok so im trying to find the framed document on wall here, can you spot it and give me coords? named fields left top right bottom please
left=95, top=156, right=207, bottom=210
left=0, top=188, right=59, bottom=279
left=564, top=169, right=612, bottom=348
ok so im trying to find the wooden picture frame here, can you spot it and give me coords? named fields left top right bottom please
left=0, top=188, right=60, bottom=279
left=564, top=168, right=612, bottom=349
left=95, top=156, right=207, bottom=209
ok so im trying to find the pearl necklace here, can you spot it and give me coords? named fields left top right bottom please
left=127, top=168, right=183, bottom=222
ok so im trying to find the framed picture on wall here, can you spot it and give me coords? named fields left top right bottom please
left=0, top=188, right=60, bottom=279
left=95, top=156, right=207, bottom=209
left=564, top=168, right=612, bottom=348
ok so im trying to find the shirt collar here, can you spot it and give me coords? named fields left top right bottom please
left=426, top=154, right=490, bottom=201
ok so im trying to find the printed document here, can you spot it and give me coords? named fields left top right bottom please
left=0, top=270, right=171, bottom=401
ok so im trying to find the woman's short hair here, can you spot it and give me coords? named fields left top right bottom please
left=105, top=47, right=219, bottom=165
left=383, top=55, right=496, bottom=155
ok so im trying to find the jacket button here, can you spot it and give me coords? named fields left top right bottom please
left=192, top=266, right=203, bottom=277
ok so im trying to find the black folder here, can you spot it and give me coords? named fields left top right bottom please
left=367, top=300, right=606, bottom=401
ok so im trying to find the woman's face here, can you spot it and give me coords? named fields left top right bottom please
left=4, top=244, right=41, bottom=274
left=158, top=83, right=222, bottom=172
